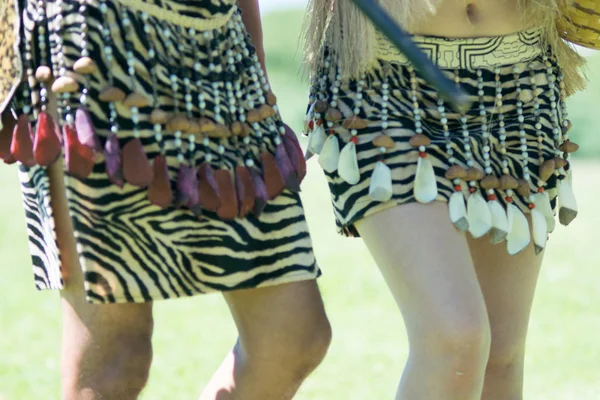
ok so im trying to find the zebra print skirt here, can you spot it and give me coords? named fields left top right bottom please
left=305, top=29, right=579, bottom=255
left=1, top=0, right=319, bottom=303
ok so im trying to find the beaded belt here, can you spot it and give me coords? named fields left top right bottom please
left=117, top=0, right=236, bottom=31
left=376, top=28, right=544, bottom=69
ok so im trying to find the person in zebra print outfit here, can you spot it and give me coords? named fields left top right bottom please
left=0, top=0, right=331, bottom=398
left=303, top=0, right=588, bottom=399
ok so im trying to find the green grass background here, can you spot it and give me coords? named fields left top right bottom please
left=1, top=9, right=599, bottom=400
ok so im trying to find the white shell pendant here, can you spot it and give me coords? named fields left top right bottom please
left=533, top=191, right=555, bottom=233
left=318, top=134, right=340, bottom=173
left=467, top=192, right=492, bottom=239
left=414, top=157, right=438, bottom=203
left=558, top=179, right=578, bottom=226
left=531, top=208, right=548, bottom=255
left=488, top=200, right=509, bottom=244
left=369, top=161, right=393, bottom=202
left=308, top=124, right=327, bottom=155
left=448, top=191, right=469, bottom=232
left=506, top=203, right=531, bottom=255
left=304, top=102, right=316, bottom=134
left=338, top=141, right=360, bottom=184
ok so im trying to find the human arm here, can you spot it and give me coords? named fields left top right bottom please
left=237, top=0, right=269, bottom=83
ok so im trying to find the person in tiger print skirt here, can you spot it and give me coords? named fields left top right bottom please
left=303, top=0, right=587, bottom=399
left=0, top=0, right=331, bottom=398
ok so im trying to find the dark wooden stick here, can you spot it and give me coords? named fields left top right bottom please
left=350, top=0, right=471, bottom=111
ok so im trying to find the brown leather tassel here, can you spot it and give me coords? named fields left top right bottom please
left=282, top=125, right=307, bottom=183
left=176, top=164, right=202, bottom=216
left=34, top=111, right=62, bottom=166
left=0, top=111, right=17, bottom=163
left=64, top=124, right=95, bottom=178
left=197, top=162, right=221, bottom=211
left=275, top=142, right=300, bottom=192
left=235, top=166, right=255, bottom=218
left=75, top=107, right=101, bottom=151
left=147, top=155, right=173, bottom=209
left=122, top=138, right=153, bottom=187
left=261, top=151, right=285, bottom=200
left=215, top=169, right=238, bottom=220
left=104, top=134, right=124, bottom=187
left=250, top=169, right=269, bottom=217
left=10, top=114, right=36, bottom=167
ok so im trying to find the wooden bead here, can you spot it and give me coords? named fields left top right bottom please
left=187, top=119, right=200, bottom=133
left=240, top=123, right=252, bottom=137
left=266, top=92, right=277, bottom=106
left=123, top=92, right=150, bottom=108
left=445, top=165, right=467, bottom=180
left=35, top=66, right=53, bottom=82
left=259, top=104, right=276, bottom=120
left=150, top=109, right=170, bottom=125
left=372, top=135, right=395, bottom=149
left=466, top=167, right=484, bottom=181
left=166, top=115, right=190, bottom=133
left=247, top=109, right=261, bottom=123
left=480, top=175, right=500, bottom=189
left=539, top=159, right=556, bottom=182
left=99, top=86, right=126, bottom=102
left=409, top=133, right=431, bottom=148
left=73, top=57, right=98, bottom=75
left=231, top=121, right=243, bottom=136
left=207, top=124, right=231, bottom=138
left=558, top=140, right=579, bottom=153
left=51, top=76, right=79, bottom=93
left=499, top=175, right=519, bottom=190
left=553, top=157, right=568, bottom=169
left=198, top=117, right=216, bottom=133
left=516, top=179, right=530, bottom=197
left=314, top=100, right=328, bottom=113
left=325, top=108, right=342, bottom=122
left=342, top=116, right=368, bottom=130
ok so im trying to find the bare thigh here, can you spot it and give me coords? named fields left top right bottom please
left=50, top=158, right=153, bottom=389
left=355, top=202, right=489, bottom=348
left=468, top=223, right=544, bottom=366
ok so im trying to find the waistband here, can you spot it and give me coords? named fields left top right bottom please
left=115, top=0, right=236, bottom=31
left=376, top=28, right=544, bottom=70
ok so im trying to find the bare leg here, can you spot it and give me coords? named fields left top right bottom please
left=356, top=202, right=491, bottom=400
left=199, top=281, right=331, bottom=400
left=50, top=160, right=154, bottom=400
left=468, top=222, right=544, bottom=400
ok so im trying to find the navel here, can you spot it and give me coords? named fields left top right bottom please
left=466, top=2, right=480, bottom=23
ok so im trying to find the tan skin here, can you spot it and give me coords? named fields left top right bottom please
left=57, top=1, right=331, bottom=399
left=355, top=1, right=542, bottom=400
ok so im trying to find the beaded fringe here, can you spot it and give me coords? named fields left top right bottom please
left=0, top=2, right=306, bottom=220
left=304, top=55, right=579, bottom=255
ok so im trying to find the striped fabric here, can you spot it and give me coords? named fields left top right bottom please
left=12, top=0, right=319, bottom=303
left=309, top=30, right=569, bottom=238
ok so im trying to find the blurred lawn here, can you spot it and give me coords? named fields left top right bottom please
left=1, top=9, right=599, bottom=400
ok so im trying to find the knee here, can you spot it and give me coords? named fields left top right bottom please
left=64, top=332, right=153, bottom=398
left=245, top=313, right=332, bottom=377
left=485, top=341, right=525, bottom=380
left=419, top=313, right=492, bottom=373
left=278, top=313, right=332, bottom=374
left=294, top=314, right=333, bottom=371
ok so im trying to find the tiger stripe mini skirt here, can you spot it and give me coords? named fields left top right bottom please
left=0, top=0, right=319, bottom=303
left=304, top=29, right=580, bottom=255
